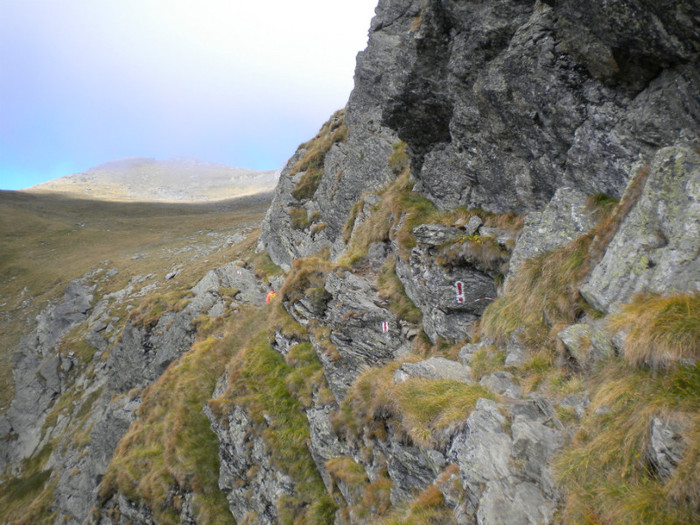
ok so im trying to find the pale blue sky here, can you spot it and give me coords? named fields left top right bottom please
left=0, top=0, right=378, bottom=190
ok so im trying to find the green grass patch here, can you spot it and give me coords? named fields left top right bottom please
left=99, top=310, right=264, bottom=523
left=223, top=328, right=333, bottom=524
left=469, top=347, right=507, bottom=380
left=388, top=141, right=409, bottom=175
left=0, top=443, right=57, bottom=524
left=394, top=379, right=495, bottom=448
left=250, top=251, right=283, bottom=284
left=481, top=233, right=594, bottom=344
left=280, top=255, right=336, bottom=311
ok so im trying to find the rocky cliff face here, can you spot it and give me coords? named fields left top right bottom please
left=2, top=1, right=698, bottom=524
left=252, top=0, right=699, bottom=523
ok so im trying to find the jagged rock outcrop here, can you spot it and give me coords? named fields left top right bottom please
left=396, top=233, right=497, bottom=342
left=0, top=277, right=95, bottom=475
left=448, top=398, right=565, bottom=524
left=0, top=252, right=268, bottom=524
left=251, top=1, right=699, bottom=522
left=287, top=268, right=414, bottom=400
left=261, top=0, right=699, bottom=262
left=205, top=403, right=295, bottom=524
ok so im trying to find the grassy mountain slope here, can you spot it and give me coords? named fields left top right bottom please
left=0, top=190, right=271, bottom=415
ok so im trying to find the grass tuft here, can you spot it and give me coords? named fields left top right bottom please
left=481, top=233, right=594, bottom=344
left=609, top=293, right=700, bottom=368
left=334, top=361, right=494, bottom=450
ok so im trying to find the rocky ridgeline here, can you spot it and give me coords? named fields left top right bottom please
left=1, top=0, right=698, bottom=524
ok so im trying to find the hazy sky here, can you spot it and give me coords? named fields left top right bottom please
left=0, top=0, right=378, bottom=190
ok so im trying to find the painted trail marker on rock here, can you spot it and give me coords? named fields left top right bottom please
left=381, top=321, right=389, bottom=333
left=455, top=281, right=465, bottom=303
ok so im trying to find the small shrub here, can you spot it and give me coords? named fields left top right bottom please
left=280, top=256, right=334, bottom=306
left=310, top=222, right=326, bottom=235
left=289, top=207, right=311, bottom=230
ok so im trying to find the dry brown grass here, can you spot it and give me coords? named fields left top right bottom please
left=609, top=293, right=700, bottom=368
left=554, top=361, right=700, bottom=524
left=381, top=482, right=455, bottom=525
left=481, top=233, right=594, bottom=344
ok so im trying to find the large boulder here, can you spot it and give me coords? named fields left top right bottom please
left=581, top=145, right=700, bottom=313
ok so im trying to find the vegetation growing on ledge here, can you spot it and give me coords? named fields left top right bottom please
left=281, top=255, right=336, bottom=312
left=377, top=255, right=423, bottom=324
left=99, top=326, right=240, bottom=524
left=290, top=109, right=347, bottom=202
left=340, top=168, right=438, bottom=265
left=334, top=361, right=494, bottom=450
left=0, top=444, right=57, bottom=524
left=382, top=482, right=456, bottom=525
left=126, top=289, right=194, bottom=329
left=480, top=232, right=594, bottom=344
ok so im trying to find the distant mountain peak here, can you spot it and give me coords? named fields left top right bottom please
left=26, top=158, right=280, bottom=203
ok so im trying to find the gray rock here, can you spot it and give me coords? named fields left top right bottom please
left=463, top=215, right=483, bottom=236
left=306, top=405, right=348, bottom=492
left=449, top=398, right=564, bottom=524
left=412, top=224, right=464, bottom=246
left=0, top=277, right=95, bottom=474
left=478, top=480, right=553, bottom=525
left=478, top=227, right=517, bottom=248
left=387, top=443, right=447, bottom=505
left=505, top=331, right=527, bottom=367
left=581, top=145, right=700, bottom=313
left=396, top=245, right=496, bottom=343
left=52, top=392, right=142, bottom=524
left=205, top=404, right=295, bottom=524
left=479, top=371, right=521, bottom=399
left=647, top=416, right=687, bottom=481
left=558, top=321, right=616, bottom=369
left=292, top=269, right=413, bottom=401
left=458, top=342, right=488, bottom=365
left=394, top=357, right=472, bottom=384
